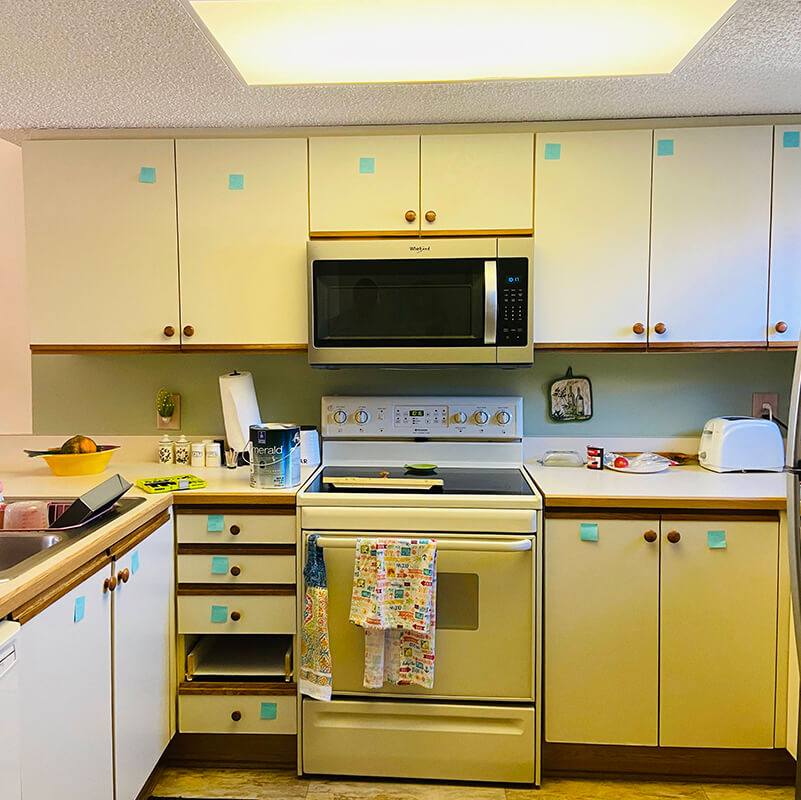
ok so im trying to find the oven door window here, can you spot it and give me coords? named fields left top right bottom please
left=312, top=258, right=485, bottom=348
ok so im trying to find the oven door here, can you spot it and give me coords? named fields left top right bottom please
left=308, top=533, right=534, bottom=701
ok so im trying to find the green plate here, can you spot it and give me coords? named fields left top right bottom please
left=404, top=463, right=438, bottom=473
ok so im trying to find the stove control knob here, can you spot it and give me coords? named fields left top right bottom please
left=355, top=410, right=370, bottom=424
left=473, top=410, right=489, bottom=425
left=453, top=411, right=467, bottom=424
left=496, top=410, right=512, bottom=425
left=332, top=410, right=348, bottom=424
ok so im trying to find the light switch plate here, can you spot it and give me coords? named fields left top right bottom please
left=752, top=392, right=778, bottom=419
left=156, top=394, right=181, bottom=430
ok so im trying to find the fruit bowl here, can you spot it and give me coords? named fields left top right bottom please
left=40, top=446, right=120, bottom=477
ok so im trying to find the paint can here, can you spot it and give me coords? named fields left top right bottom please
left=249, top=423, right=301, bottom=489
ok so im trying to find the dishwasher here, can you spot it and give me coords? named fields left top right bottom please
left=0, top=621, right=21, bottom=800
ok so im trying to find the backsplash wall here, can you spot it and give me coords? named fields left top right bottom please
left=31, top=351, right=795, bottom=438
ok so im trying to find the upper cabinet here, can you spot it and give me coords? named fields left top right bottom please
left=24, top=140, right=180, bottom=348
left=176, top=139, right=309, bottom=347
left=533, top=130, right=652, bottom=346
left=649, top=126, right=772, bottom=346
left=769, top=125, right=801, bottom=347
left=308, top=133, right=533, bottom=237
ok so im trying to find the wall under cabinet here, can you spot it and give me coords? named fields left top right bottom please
left=31, top=351, right=793, bottom=437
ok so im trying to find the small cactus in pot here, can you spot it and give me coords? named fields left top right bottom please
left=156, top=388, right=176, bottom=422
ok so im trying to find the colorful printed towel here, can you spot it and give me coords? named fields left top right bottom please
left=349, top=538, right=437, bottom=689
left=300, top=535, right=333, bottom=701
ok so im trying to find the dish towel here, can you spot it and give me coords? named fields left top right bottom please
left=300, top=534, right=333, bottom=701
left=349, top=537, right=437, bottom=689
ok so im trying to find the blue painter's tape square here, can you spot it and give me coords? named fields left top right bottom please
left=74, top=596, right=85, bottom=623
left=131, top=551, right=140, bottom=574
left=708, top=530, right=727, bottom=549
left=211, top=556, right=229, bottom=575
left=207, top=514, right=224, bottom=532
left=784, top=131, right=800, bottom=148
left=228, top=173, right=244, bottom=190
left=580, top=522, right=599, bottom=542
left=210, top=605, right=228, bottom=623
left=260, top=702, right=277, bottom=720
left=544, top=143, right=561, bottom=160
left=657, top=139, right=674, bottom=157
left=139, top=166, right=156, bottom=183
left=359, top=157, right=375, bottom=174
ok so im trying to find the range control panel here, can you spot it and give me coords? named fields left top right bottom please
left=321, top=396, right=523, bottom=439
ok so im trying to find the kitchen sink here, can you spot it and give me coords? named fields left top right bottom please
left=0, top=532, right=64, bottom=573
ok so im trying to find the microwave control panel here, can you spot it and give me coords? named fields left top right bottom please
left=321, top=396, right=522, bottom=439
left=496, top=258, right=529, bottom=347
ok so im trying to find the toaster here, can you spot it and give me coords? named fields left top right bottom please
left=698, top=416, right=785, bottom=473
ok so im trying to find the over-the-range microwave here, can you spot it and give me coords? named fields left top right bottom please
left=307, top=237, right=533, bottom=367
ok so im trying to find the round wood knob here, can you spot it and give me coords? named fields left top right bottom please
left=643, top=530, right=657, bottom=543
left=230, top=565, right=241, bottom=577
left=103, top=575, right=117, bottom=593
left=424, top=210, right=437, bottom=223
left=775, top=321, right=788, bottom=333
left=183, top=325, right=194, bottom=337
left=654, top=323, right=667, bottom=335
left=632, top=323, right=645, bottom=335
left=229, top=524, right=240, bottom=536
left=117, top=568, right=130, bottom=584
left=404, top=210, right=417, bottom=222
left=230, top=610, right=241, bottom=621
left=231, top=710, right=242, bottom=722
left=163, top=325, right=175, bottom=337
left=667, top=530, right=681, bottom=544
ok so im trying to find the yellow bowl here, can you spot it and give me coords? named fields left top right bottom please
left=40, top=447, right=119, bottom=476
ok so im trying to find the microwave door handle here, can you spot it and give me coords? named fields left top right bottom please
left=313, top=536, right=531, bottom=553
left=484, top=260, right=497, bottom=345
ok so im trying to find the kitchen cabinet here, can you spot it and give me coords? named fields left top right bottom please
left=769, top=125, right=801, bottom=347
left=649, top=126, right=772, bottom=346
left=533, top=130, right=652, bottom=346
left=176, top=139, right=309, bottom=346
left=308, top=133, right=533, bottom=236
left=23, top=139, right=180, bottom=348
left=111, top=516, right=174, bottom=800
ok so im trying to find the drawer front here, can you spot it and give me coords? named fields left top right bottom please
left=178, top=594, right=296, bottom=634
left=303, top=698, right=534, bottom=783
left=178, top=554, right=296, bottom=585
left=180, top=694, right=296, bottom=734
left=177, top=512, right=295, bottom=544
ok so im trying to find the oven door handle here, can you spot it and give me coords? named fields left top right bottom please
left=313, top=536, right=531, bottom=552
left=484, top=260, right=497, bottom=346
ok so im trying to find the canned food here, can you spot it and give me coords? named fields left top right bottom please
left=587, top=446, right=604, bottom=470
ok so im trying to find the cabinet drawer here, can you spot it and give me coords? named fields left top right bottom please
left=178, top=554, right=296, bottom=585
left=178, top=594, right=296, bottom=634
left=177, top=512, right=295, bottom=544
left=180, top=694, right=296, bottom=734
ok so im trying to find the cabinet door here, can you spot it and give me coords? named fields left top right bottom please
left=769, top=125, right=801, bottom=347
left=113, top=518, right=174, bottom=800
left=18, top=565, right=114, bottom=800
left=420, top=133, right=534, bottom=235
left=545, top=516, right=659, bottom=745
left=649, top=126, right=772, bottom=346
left=23, top=140, right=180, bottom=346
left=660, top=519, right=778, bottom=747
left=309, top=136, right=420, bottom=235
left=534, top=131, right=652, bottom=345
left=176, top=139, right=309, bottom=346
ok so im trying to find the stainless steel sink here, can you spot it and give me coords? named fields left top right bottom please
left=0, top=532, right=64, bottom=573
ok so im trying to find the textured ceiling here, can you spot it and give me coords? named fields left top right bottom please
left=1, top=0, right=800, bottom=142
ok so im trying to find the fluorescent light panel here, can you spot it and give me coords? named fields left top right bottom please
left=187, top=0, right=739, bottom=86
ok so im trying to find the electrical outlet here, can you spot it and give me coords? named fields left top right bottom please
left=157, top=394, right=181, bottom=430
left=752, top=392, right=779, bottom=419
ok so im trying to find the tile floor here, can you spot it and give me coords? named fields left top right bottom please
left=151, top=767, right=795, bottom=800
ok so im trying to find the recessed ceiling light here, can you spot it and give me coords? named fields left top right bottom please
left=183, top=0, right=741, bottom=86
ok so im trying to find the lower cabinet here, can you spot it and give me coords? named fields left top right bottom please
left=545, top=512, right=780, bottom=749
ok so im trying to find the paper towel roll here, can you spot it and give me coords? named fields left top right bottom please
left=219, top=371, right=262, bottom=453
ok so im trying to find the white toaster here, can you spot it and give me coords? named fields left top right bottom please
left=698, top=416, right=785, bottom=473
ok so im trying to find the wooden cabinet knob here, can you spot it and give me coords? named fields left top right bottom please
left=103, top=575, right=117, bottom=593
left=654, top=323, right=667, bottom=335
left=231, top=710, right=242, bottom=721
left=404, top=210, right=417, bottom=222
left=117, top=568, right=130, bottom=584
left=183, top=325, right=194, bottom=337
left=775, top=321, right=788, bottom=333
left=229, top=524, right=240, bottom=536
left=632, top=323, right=645, bottom=335
left=643, top=530, right=657, bottom=543
left=424, top=210, right=437, bottom=223
left=667, top=530, right=681, bottom=544
left=230, top=565, right=242, bottom=577
left=230, top=610, right=241, bottom=621
left=163, top=325, right=175, bottom=337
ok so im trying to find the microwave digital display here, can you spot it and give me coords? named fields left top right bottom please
left=409, top=410, right=424, bottom=417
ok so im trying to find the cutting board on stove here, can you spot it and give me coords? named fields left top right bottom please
left=322, top=476, right=444, bottom=491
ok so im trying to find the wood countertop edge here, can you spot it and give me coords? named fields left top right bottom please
left=539, top=494, right=786, bottom=511
left=171, top=492, right=299, bottom=505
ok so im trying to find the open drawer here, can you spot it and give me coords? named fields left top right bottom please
left=186, top=635, right=293, bottom=682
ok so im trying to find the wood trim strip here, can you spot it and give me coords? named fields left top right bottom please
left=768, top=341, right=798, bottom=350
left=30, top=344, right=181, bottom=353
left=647, top=341, right=767, bottom=351
left=176, top=504, right=296, bottom=513
left=177, top=544, right=295, bottom=556
left=535, top=342, right=647, bottom=351
left=108, top=510, right=171, bottom=560
left=177, top=584, right=296, bottom=595
left=545, top=508, right=780, bottom=522
left=545, top=510, right=661, bottom=521
left=310, top=230, right=420, bottom=238
left=543, top=496, right=786, bottom=511
left=421, top=228, right=533, bottom=237
left=12, top=552, right=111, bottom=624
left=179, top=681, right=297, bottom=696
left=181, top=344, right=307, bottom=352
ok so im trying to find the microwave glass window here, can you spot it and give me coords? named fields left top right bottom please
left=313, top=259, right=485, bottom=347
